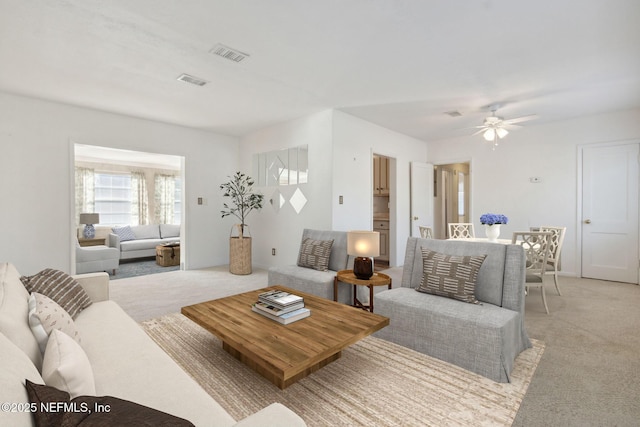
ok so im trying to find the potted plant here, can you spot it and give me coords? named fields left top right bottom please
left=220, top=172, right=264, bottom=274
left=480, top=213, right=508, bottom=242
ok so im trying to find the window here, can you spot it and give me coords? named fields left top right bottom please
left=94, top=173, right=132, bottom=225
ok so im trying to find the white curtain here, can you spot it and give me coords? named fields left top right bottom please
left=131, top=171, right=149, bottom=225
left=154, top=174, right=176, bottom=224
left=75, top=167, right=94, bottom=225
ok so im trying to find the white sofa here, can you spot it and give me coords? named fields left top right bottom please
left=0, top=263, right=306, bottom=426
left=108, top=224, right=181, bottom=260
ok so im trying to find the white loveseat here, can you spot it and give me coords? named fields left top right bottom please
left=0, top=263, right=306, bottom=426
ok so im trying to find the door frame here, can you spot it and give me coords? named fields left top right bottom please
left=576, top=139, right=640, bottom=280
left=432, top=158, right=473, bottom=239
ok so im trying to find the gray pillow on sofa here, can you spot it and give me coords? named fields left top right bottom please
left=111, top=226, right=136, bottom=242
left=297, top=238, right=334, bottom=271
left=160, top=224, right=180, bottom=238
left=416, top=248, right=486, bottom=304
left=131, top=224, right=161, bottom=240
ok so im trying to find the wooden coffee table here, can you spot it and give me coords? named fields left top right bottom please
left=181, top=285, right=389, bottom=389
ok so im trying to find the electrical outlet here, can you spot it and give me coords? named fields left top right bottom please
left=197, top=197, right=203, bottom=205
left=272, top=248, right=276, bottom=256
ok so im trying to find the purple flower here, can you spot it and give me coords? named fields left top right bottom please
left=480, top=213, right=508, bottom=225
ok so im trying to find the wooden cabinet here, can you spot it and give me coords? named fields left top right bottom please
left=373, top=156, right=389, bottom=196
left=374, top=220, right=389, bottom=262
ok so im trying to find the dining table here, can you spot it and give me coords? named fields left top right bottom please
left=446, top=237, right=513, bottom=244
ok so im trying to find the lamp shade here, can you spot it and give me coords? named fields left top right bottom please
left=79, top=213, right=99, bottom=225
left=347, top=231, right=380, bottom=257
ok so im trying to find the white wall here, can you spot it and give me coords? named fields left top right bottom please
left=0, top=92, right=239, bottom=274
left=332, top=111, right=428, bottom=266
left=240, top=109, right=428, bottom=269
left=427, top=108, right=640, bottom=277
left=239, top=110, right=334, bottom=268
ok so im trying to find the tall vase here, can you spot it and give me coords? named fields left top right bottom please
left=484, top=224, right=501, bottom=243
left=229, top=224, right=252, bottom=275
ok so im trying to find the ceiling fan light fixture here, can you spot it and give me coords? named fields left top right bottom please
left=483, top=128, right=496, bottom=141
left=496, top=128, right=509, bottom=139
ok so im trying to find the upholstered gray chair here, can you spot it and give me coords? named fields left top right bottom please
left=75, top=239, right=119, bottom=275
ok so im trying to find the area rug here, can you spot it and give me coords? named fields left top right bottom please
left=141, top=313, right=544, bottom=426
left=112, top=258, right=179, bottom=280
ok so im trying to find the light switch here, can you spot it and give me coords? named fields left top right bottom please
left=339, top=196, right=344, bottom=204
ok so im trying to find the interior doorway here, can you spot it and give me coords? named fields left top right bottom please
left=72, top=144, right=185, bottom=278
left=373, top=154, right=394, bottom=268
left=433, top=162, right=471, bottom=239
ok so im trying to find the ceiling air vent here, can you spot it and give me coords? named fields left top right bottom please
left=177, top=73, right=208, bottom=86
left=210, top=43, right=250, bottom=63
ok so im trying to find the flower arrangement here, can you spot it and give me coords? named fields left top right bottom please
left=480, top=213, right=508, bottom=225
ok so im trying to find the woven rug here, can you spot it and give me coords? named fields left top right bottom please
left=141, top=313, right=544, bottom=426
left=112, top=258, right=179, bottom=280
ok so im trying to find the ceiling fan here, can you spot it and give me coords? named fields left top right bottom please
left=472, top=106, right=538, bottom=149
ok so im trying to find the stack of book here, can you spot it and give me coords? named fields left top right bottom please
left=252, top=290, right=310, bottom=324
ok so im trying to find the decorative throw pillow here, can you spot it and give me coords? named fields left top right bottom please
left=20, top=268, right=92, bottom=319
left=297, top=238, right=334, bottom=271
left=28, top=293, right=82, bottom=354
left=160, top=224, right=180, bottom=238
left=112, top=225, right=136, bottom=242
left=131, top=224, right=161, bottom=240
left=416, top=248, right=486, bottom=304
left=25, top=380, right=196, bottom=427
left=42, top=329, right=95, bottom=398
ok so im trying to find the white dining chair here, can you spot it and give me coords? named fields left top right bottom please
left=538, top=226, right=567, bottom=296
left=512, top=231, right=553, bottom=314
left=448, top=223, right=475, bottom=239
left=419, top=226, right=434, bottom=239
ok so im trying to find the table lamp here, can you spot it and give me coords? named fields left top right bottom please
left=79, top=213, right=100, bottom=239
left=347, top=230, right=380, bottom=280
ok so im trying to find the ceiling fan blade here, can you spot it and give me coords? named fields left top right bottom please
left=471, top=128, right=486, bottom=136
left=502, top=124, right=522, bottom=130
left=503, top=114, right=538, bottom=125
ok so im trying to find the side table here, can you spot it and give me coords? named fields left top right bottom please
left=78, top=238, right=106, bottom=247
left=333, top=269, right=392, bottom=313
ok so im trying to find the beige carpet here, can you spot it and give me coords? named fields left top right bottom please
left=141, top=312, right=544, bottom=427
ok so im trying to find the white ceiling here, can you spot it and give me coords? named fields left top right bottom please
left=1, top=0, right=639, bottom=142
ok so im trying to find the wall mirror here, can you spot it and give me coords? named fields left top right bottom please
left=253, top=145, right=308, bottom=187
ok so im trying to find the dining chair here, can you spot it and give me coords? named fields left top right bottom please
left=512, top=231, right=553, bottom=314
left=448, top=223, right=475, bottom=239
left=419, top=226, right=434, bottom=239
left=538, top=226, right=567, bottom=296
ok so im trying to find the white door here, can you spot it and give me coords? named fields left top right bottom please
left=582, top=143, right=639, bottom=283
left=410, top=162, right=434, bottom=237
